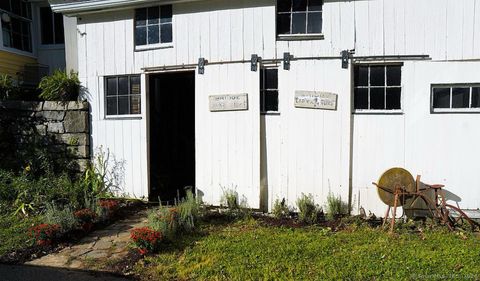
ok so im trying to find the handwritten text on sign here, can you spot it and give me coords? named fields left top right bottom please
left=294, top=91, right=338, bottom=110
left=209, top=94, right=249, bottom=112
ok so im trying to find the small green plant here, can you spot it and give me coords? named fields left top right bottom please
left=176, top=189, right=200, bottom=232
left=221, top=188, right=239, bottom=209
left=38, top=70, right=80, bottom=101
left=296, top=193, right=320, bottom=224
left=148, top=207, right=178, bottom=240
left=272, top=198, right=290, bottom=219
left=326, top=192, right=349, bottom=220
left=67, top=136, right=79, bottom=146
left=44, top=203, right=77, bottom=233
left=0, top=74, right=17, bottom=100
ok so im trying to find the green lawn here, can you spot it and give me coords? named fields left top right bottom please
left=134, top=218, right=480, bottom=280
left=0, top=214, right=42, bottom=256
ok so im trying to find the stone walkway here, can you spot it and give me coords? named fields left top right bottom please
left=26, top=209, right=148, bottom=271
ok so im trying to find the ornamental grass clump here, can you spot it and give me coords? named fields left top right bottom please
left=38, top=70, right=80, bottom=101
left=130, top=227, right=162, bottom=255
left=148, top=207, right=178, bottom=240
left=28, top=224, right=60, bottom=246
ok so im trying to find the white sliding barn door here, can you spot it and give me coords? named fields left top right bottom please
left=195, top=63, right=261, bottom=209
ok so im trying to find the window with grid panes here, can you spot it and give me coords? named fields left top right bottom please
left=277, top=0, right=323, bottom=35
left=40, top=7, right=64, bottom=45
left=432, top=85, right=480, bottom=112
left=135, top=5, right=172, bottom=46
left=105, top=76, right=141, bottom=116
left=354, top=65, right=402, bottom=111
left=1, top=0, right=32, bottom=52
left=260, top=68, right=279, bottom=113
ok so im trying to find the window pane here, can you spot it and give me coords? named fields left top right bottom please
left=370, top=88, right=385, bottom=109
left=292, top=13, right=306, bottom=34
left=161, top=5, right=173, bottom=23
left=309, top=0, right=323, bottom=11
left=11, top=0, right=21, bottom=15
left=277, top=13, right=291, bottom=35
left=148, top=25, right=160, bottom=44
left=148, top=7, right=159, bottom=25
left=130, top=95, right=141, bottom=114
left=370, top=66, right=385, bottom=86
left=265, top=91, right=279, bottom=112
left=354, top=88, right=368, bottom=109
left=130, top=76, right=141, bottom=95
left=432, top=88, right=450, bottom=109
left=265, top=69, right=278, bottom=90
left=135, top=8, right=147, bottom=26
left=354, top=66, right=368, bottom=87
left=387, top=65, right=401, bottom=86
left=40, top=7, right=53, bottom=44
left=106, top=78, right=117, bottom=96
left=54, top=13, right=64, bottom=44
left=135, top=27, right=147, bottom=45
left=278, top=0, right=292, bottom=13
left=260, top=91, right=265, bottom=112
left=307, top=12, right=322, bottom=33
left=292, top=0, right=307, bottom=11
left=451, top=87, right=470, bottom=108
left=106, top=97, right=118, bottom=115
left=386, top=88, right=401, bottom=110
left=118, top=77, right=129, bottom=95
left=118, top=96, right=129, bottom=115
left=472, top=87, right=480, bottom=108
left=160, top=24, right=172, bottom=43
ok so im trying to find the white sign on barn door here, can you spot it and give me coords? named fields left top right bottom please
left=294, top=90, right=338, bottom=110
left=195, top=64, right=260, bottom=209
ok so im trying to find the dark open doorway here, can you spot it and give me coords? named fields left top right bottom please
left=149, top=71, right=195, bottom=203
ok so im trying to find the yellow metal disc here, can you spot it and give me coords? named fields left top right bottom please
left=377, top=167, right=415, bottom=207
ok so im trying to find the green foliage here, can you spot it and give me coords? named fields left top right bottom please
left=272, top=198, right=290, bottom=219
left=133, top=219, right=480, bottom=280
left=148, top=207, right=178, bottom=241
left=0, top=214, right=42, bottom=255
left=38, top=70, right=80, bottom=101
left=220, top=188, right=239, bottom=209
left=43, top=203, right=77, bottom=233
left=296, top=193, right=320, bottom=224
left=176, top=189, right=200, bottom=232
left=326, top=192, right=349, bottom=220
left=0, top=74, right=17, bottom=100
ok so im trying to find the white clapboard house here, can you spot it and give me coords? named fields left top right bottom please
left=51, top=0, right=480, bottom=215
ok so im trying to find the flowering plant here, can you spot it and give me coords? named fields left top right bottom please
left=28, top=224, right=60, bottom=246
left=130, top=227, right=162, bottom=255
left=99, top=199, right=119, bottom=211
left=74, top=208, right=97, bottom=223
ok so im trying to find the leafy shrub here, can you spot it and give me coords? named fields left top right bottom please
left=44, top=203, right=77, bottom=233
left=177, top=189, right=200, bottom=232
left=221, top=188, right=239, bottom=209
left=296, top=193, right=320, bottom=224
left=272, top=198, right=290, bottom=219
left=38, top=70, right=80, bottom=101
left=28, top=223, right=60, bottom=246
left=148, top=207, right=178, bottom=240
left=130, top=227, right=162, bottom=255
left=0, top=74, right=17, bottom=100
left=326, top=192, right=349, bottom=220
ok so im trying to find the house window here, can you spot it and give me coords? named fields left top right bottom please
left=354, top=65, right=402, bottom=111
left=1, top=0, right=32, bottom=52
left=105, top=75, right=141, bottom=116
left=277, top=0, right=323, bottom=36
left=39, top=7, right=64, bottom=45
left=135, top=5, right=172, bottom=46
left=431, top=85, right=480, bottom=112
left=260, top=68, right=279, bottom=113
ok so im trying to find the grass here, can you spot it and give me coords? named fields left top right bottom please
left=0, top=214, right=42, bottom=256
left=134, top=218, right=480, bottom=280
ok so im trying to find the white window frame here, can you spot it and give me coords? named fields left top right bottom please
left=104, top=75, right=143, bottom=119
left=431, top=84, right=480, bottom=113
left=0, top=7, right=33, bottom=54
left=276, top=0, right=324, bottom=41
left=134, top=5, right=174, bottom=51
left=353, top=63, right=403, bottom=114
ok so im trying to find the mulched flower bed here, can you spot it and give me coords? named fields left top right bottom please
left=0, top=199, right=149, bottom=265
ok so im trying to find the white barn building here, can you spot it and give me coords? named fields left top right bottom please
left=51, top=0, right=480, bottom=215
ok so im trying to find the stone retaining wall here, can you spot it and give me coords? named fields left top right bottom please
left=0, top=101, right=90, bottom=172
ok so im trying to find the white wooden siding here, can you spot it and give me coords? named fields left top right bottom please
left=74, top=0, right=480, bottom=210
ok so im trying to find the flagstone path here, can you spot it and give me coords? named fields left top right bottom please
left=26, top=209, right=149, bottom=271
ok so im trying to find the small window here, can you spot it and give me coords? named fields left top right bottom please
left=105, top=75, right=141, bottom=116
left=277, top=0, right=323, bottom=36
left=135, top=5, right=172, bottom=46
left=431, top=85, right=480, bottom=112
left=1, top=0, right=32, bottom=52
left=354, top=65, right=402, bottom=112
left=40, top=7, right=64, bottom=45
left=260, top=68, right=279, bottom=113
